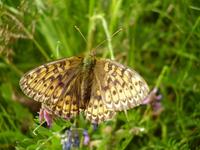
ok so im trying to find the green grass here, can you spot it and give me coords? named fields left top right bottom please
left=0, top=0, right=200, bottom=149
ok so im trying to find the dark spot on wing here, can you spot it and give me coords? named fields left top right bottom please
left=113, top=90, right=116, bottom=95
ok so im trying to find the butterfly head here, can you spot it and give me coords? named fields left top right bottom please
left=89, top=50, right=96, bottom=57
left=83, top=52, right=96, bottom=69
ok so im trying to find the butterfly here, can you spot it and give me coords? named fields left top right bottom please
left=19, top=54, right=149, bottom=124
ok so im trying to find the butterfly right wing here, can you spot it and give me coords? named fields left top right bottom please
left=94, top=59, right=149, bottom=111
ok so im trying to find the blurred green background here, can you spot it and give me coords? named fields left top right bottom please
left=0, top=0, right=200, bottom=149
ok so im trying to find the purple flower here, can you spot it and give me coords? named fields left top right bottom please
left=39, top=108, right=53, bottom=127
left=61, top=130, right=72, bottom=150
left=73, top=132, right=80, bottom=147
left=142, top=87, right=163, bottom=116
left=39, top=108, right=44, bottom=123
left=142, top=88, right=162, bottom=104
left=62, top=140, right=71, bottom=150
left=61, top=128, right=91, bottom=149
left=61, top=129, right=81, bottom=150
left=83, top=130, right=90, bottom=145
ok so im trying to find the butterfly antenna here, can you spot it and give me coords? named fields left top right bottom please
left=74, top=26, right=87, bottom=43
left=93, top=28, right=123, bottom=52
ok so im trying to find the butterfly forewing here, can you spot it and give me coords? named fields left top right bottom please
left=19, top=57, right=83, bottom=110
left=94, top=59, right=149, bottom=111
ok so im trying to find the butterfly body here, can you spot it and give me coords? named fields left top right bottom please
left=80, top=56, right=96, bottom=110
left=20, top=55, right=149, bottom=123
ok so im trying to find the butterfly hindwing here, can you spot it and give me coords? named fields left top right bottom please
left=94, top=59, right=149, bottom=111
left=52, top=73, right=84, bottom=118
left=85, top=74, right=115, bottom=123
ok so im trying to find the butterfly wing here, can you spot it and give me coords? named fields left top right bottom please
left=19, top=56, right=85, bottom=118
left=94, top=59, right=149, bottom=111
left=36, top=71, right=85, bottom=119
left=51, top=72, right=85, bottom=118
left=85, top=73, right=115, bottom=124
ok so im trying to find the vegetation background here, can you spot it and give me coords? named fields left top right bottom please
left=0, top=0, right=199, bottom=149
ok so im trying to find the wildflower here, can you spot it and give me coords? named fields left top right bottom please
left=61, top=130, right=72, bottom=150
left=83, top=130, right=90, bottom=145
left=60, top=127, right=91, bottom=149
left=39, top=107, right=53, bottom=127
left=142, top=87, right=163, bottom=116
left=73, top=132, right=80, bottom=147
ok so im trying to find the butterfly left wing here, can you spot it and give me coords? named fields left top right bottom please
left=20, top=57, right=86, bottom=118
left=19, top=57, right=83, bottom=103
left=94, top=59, right=149, bottom=111
left=35, top=71, right=85, bottom=119
left=51, top=73, right=85, bottom=118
